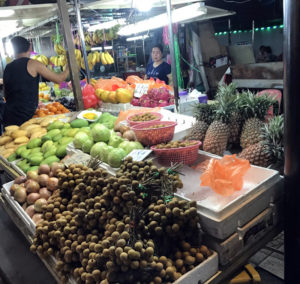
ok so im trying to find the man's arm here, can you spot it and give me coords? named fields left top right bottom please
left=32, top=60, right=69, bottom=84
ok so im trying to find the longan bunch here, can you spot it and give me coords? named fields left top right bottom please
left=147, top=198, right=199, bottom=240
left=30, top=161, right=208, bottom=284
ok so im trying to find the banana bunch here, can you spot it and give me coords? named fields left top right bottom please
left=84, top=32, right=91, bottom=45
left=92, top=30, right=104, bottom=45
left=50, top=55, right=67, bottom=67
left=74, top=36, right=80, bottom=46
left=75, top=49, right=81, bottom=68
left=33, top=54, right=49, bottom=65
left=54, top=43, right=66, bottom=55
left=100, top=51, right=114, bottom=65
left=81, top=57, right=94, bottom=71
left=90, top=78, right=97, bottom=87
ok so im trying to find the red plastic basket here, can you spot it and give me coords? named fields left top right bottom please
left=127, top=112, right=162, bottom=126
left=151, top=141, right=202, bottom=166
left=132, top=121, right=177, bottom=146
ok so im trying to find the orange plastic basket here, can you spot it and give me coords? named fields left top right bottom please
left=151, top=141, right=202, bottom=166
left=132, top=121, right=177, bottom=146
left=127, top=112, right=162, bottom=126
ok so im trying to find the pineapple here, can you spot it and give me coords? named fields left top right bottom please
left=239, top=143, right=272, bottom=167
left=239, top=115, right=284, bottom=169
left=227, top=92, right=249, bottom=146
left=187, top=103, right=216, bottom=142
left=203, top=91, right=235, bottom=156
left=240, top=91, right=275, bottom=149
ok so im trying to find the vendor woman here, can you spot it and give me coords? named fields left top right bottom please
left=2, top=36, right=69, bottom=127
left=145, top=44, right=172, bottom=85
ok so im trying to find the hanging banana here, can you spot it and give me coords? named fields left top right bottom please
left=100, top=52, right=108, bottom=65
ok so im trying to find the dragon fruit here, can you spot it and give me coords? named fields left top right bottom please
left=141, top=99, right=152, bottom=107
left=157, top=87, right=171, bottom=101
left=158, top=100, right=169, bottom=107
left=131, top=98, right=140, bottom=106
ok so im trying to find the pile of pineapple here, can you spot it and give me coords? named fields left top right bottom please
left=187, top=84, right=284, bottom=171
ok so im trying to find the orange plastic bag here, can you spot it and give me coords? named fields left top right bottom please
left=126, top=75, right=144, bottom=85
left=115, top=108, right=161, bottom=126
left=200, top=155, right=250, bottom=196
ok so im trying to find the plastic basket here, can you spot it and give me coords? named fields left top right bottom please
left=127, top=112, right=162, bottom=126
left=151, top=140, right=202, bottom=166
left=132, top=121, right=177, bottom=146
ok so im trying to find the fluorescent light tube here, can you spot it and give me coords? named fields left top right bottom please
left=88, top=18, right=126, bottom=32
left=126, top=35, right=149, bottom=41
left=118, top=3, right=206, bottom=36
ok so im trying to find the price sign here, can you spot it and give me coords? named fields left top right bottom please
left=126, top=149, right=152, bottom=161
left=134, top=83, right=149, bottom=98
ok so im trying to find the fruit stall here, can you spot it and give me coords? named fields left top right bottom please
left=0, top=2, right=285, bottom=284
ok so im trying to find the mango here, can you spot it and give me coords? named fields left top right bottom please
left=44, top=146, right=57, bottom=158
left=56, top=144, right=67, bottom=158
left=42, top=134, right=52, bottom=143
left=67, top=128, right=79, bottom=137
left=47, top=129, right=61, bottom=139
left=42, top=155, right=60, bottom=166
left=29, top=155, right=44, bottom=166
left=70, top=119, right=89, bottom=128
left=16, top=145, right=27, bottom=157
left=42, top=140, right=54, bottom=153
left=7, top=153, right=17, bottom=162
left=53, top=133, right=63, bottom=143
left=47, top=120, right=65, bottom=131
left=60, top=137, right=73, bottom=145
left=27, top=138, right=42, bottom=149
left=21, top=149, right=31, bottom=159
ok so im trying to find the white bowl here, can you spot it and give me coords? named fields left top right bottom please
left=77, top=110, right=102, bottom=122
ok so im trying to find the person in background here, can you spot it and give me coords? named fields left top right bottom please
left=2, top=36, right=69, bottom=127
left=145, top=44, right=172, bottom=85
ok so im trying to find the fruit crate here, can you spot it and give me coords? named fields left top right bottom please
left=204, top=201, right=282, bottom=266
left=174, top=150, right=283, bottom=240
left=1, top=181, right=36, bottom=234
left=173, top=250, right=218, bottom=284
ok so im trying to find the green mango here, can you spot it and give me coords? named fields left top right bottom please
left=67, top=128, right=79, bottom=137
left=53, top=133, right=63, bottom=142
left=63, top=123, right=71, bottom=129
left=70, top=119, right=89, bottom=128
left=21, top=164, right=30, bottom=173
left=29, top=155, right=44, bottom=166
left=30, top=147, right=41, bottom=154
left=47, top=129, right=61, bottom=139
left=27, top=138, right=42, bottom=149
left=21, top=149, right=31, bottom=159
left=44, top=146, right=57, bottom=158
left=27, top=166, right=39, bottom=172
left=41, top=134, right=52, bottom=143
left=16, top=145, right=27, bottom=157
left=61, top=129, right=69, bottom=136
left=41, top=140, right=54, bottom=153
left=56, top=144, right=67, bottom=158
left=42, top=155, right=60, bottom=166
left=60, top=137, right=73, bottom=145
left=47, top=120, right=65, bottom=131
left=7, top=153, right=17, bottom=162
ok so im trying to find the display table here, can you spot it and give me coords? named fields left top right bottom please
left=0, top=151, right=284, bottom=284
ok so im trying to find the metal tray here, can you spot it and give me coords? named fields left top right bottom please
left=175, top=151, right=283, bottom=240
left=1, top=181, right=36, bottom=234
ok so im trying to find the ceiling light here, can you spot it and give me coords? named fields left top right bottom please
left=0, top=9, right=15, bottom=18
left=118, top=3, right=206, bottom=36
left=126, top=35, right=149, bottom=41
left=88, top=18, right=126, bottom=32
left=91, top=46, right=113, bottom=51
left=134, top=0, right=153, bottom=12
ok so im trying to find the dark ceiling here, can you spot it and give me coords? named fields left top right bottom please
left=207, top=0, right=283, bottom=31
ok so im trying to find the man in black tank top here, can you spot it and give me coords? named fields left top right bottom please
left=3, top=36, right=70, bottom=127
